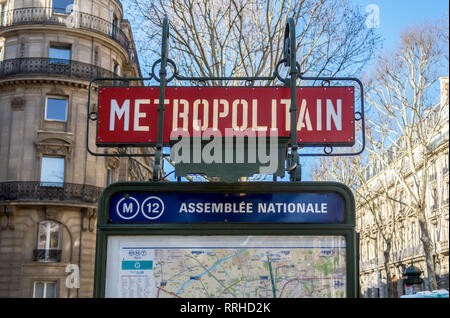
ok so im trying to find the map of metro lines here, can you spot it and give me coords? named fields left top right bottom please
left=153, top=247, right=346, bottom=298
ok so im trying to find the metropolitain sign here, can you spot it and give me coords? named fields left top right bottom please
left=96, top=86, right=355, bottom=146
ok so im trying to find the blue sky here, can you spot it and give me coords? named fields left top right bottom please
left=299, top=0, right=449, bottom=180
left=351, top=0, right=449, bottom=57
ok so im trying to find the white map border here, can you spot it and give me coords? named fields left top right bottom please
left=105, top=235, right=346, bottom=298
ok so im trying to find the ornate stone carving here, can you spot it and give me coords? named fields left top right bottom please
left=43, top=206, right=61, bottom=222
left=0, top=205, right=15, bottom=230
left=19, top=37, right=25, bottom=58
left=81, top=208, right=97, bottom=232
left=94, top=46, right=99, bottom=66
left=106, top=156, right=120, bottom=170
left=105, top=149, right=120, bottom=170
left=11, top=97, right=25, bottom=111
left=35, top=134, right=74, bottom=158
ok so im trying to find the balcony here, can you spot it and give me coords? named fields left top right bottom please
left=438, top=241, right=449, bottom=255
left=33, top=249, right=62, bottom=262
left=0, top=57, right=128, bottom=84
left=390, top=245, right=424, bottom=263
left=0, top=181, right=102, bottom=204
left=431, top=203, right=439, bottom=211
left=0, top=7, right=131, bottom=56
left=442, top=198, right=449, bottom=206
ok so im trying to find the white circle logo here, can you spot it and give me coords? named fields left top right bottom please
left=141, top=196, right=165, bottom=220
left=116, top=196, right=140, bottom=220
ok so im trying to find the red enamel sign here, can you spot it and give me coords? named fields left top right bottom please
left=96, top=86, right=355, bottom=146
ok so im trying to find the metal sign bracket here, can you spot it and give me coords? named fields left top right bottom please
left=86, top=17, right=365, bottom=183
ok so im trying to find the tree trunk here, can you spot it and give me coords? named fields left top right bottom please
left=418, top=218, right=438, bottom=290
left=383, top=239, right=393, bottom=297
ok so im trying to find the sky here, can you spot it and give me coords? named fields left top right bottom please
left=298, top=0, right=450, bottom=180
left=121, top=0, right=449, bottom=182
left=351, top=0, right=448, bottom=53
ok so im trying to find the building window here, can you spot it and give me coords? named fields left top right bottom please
left=113, top=61, right=120, bottom=76
left=49, top=44, right=71, bottom=64
left=0, top=2, right=8, bottom=27
left=52, top=0, right=74, bottom=14
left=443, top=153, right=449, bottom=175
left=34, top=221, right=61, bottom=262
left=33, top=281, right=57, bottom=298
left=112, top=14, right=119, bottom=40
left=431, top=188, right=438, bottom=210
left=444, top=182, right=449, bottom=206
left=40, top=157, right=65, bottom=186
left=45, top=97, right=68, bottom=122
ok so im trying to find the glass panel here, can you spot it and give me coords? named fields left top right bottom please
left=38, top=222, right=48, bottom=249
left=34, top=282, right=44, bottom=298
left=40, top=157, right=64, bottom=186
left=107, top=235, right=347, bottom=298
left=45, top=282, right=57, bottom=298
left=49, top=222, right=60, bottom=249
left=49, top=46, right=71, bottom=64
left=112, top=15, right=119, bottom=39
left=45, top=98, right=67, bottom=121
left=52, top=0, right=74, bottom=14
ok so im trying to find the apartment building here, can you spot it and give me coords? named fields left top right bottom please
left=357, top=76, right=449, bottom=297
left=0, top=0, right=153, bottom=297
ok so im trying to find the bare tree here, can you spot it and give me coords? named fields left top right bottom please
left=365, top=20, right=448, bottom=291
left=126, top=0, right=379, bottom=85
left=314, top=19, right=448, bottom=294
left=312, top=128, right=402, bottom=298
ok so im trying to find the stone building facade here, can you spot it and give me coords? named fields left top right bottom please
left=357, top=76, right=449, bottom=297
left=0, top=0, right=153, bottom=297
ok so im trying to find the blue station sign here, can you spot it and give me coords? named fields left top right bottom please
left=108, top=191, right=345, bottom=224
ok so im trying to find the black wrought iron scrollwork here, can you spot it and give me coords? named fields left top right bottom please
left=118, top=147, right=127, bottom=154
left=282, top=18, right=302, bottom=181
left=151, top=17, right=171, bottom=181
left=88, top=112, right=98, bottom=121
left=324, top=146, right=333, bottom=155
left=321, top=80, right=331, bottom=86
left=151, top=58, right=177, bottom=83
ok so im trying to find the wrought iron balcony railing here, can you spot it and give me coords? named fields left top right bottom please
left=0, top=7, right=131, bottom=55
left=33, top=248, right=62, bottom=262
left=0, top=181, right=102, bottom=204
left=0, top=57, right=123, bottom=82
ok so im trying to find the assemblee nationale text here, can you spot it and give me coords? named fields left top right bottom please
left=179, top=202, right=328, bottom=214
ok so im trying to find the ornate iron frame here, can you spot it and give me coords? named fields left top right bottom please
left=86, top=17, right=365, bottom=181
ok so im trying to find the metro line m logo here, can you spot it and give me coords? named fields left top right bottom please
left=116, top=196, right=140, bottom=220
left=97, top=86, right=355, bottom=146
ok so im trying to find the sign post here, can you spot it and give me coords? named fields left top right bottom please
left=86, top=16, right=365, bottom=182
left=93, top=182, right=357, bottom=298
left=90, top=16, right=364, bottom=300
